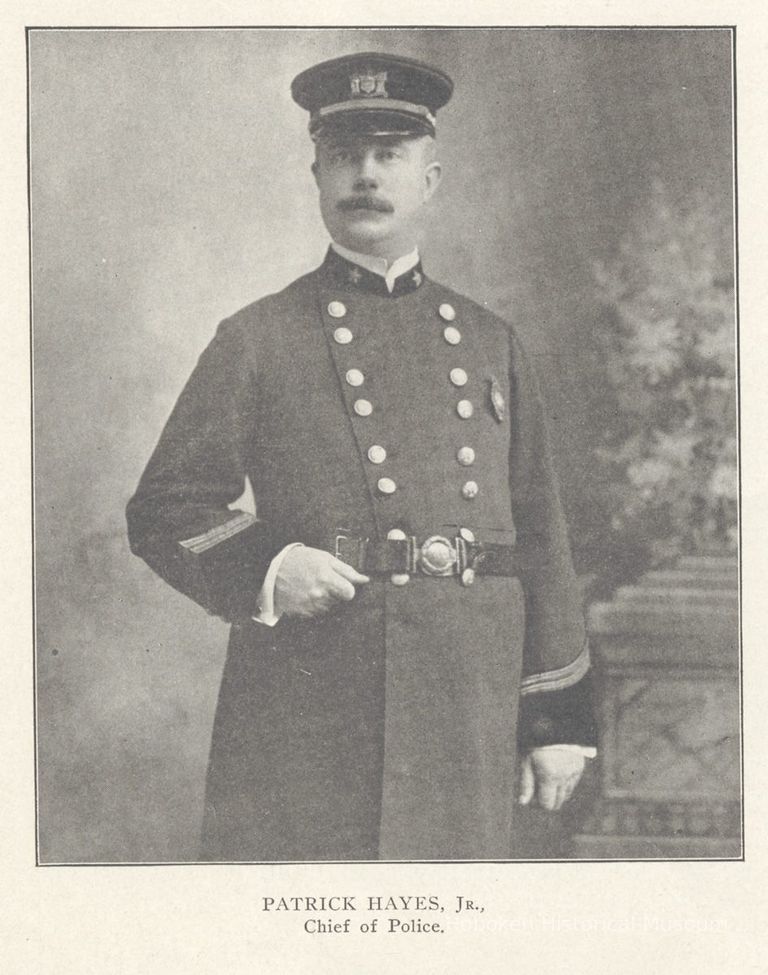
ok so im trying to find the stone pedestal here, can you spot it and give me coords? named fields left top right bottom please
left=574, top=554, right=740, bottom=859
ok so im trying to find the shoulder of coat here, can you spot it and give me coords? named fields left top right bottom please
left=424, top=276, right=519, bottom=340
left=214, top=266, right=320, bottom=342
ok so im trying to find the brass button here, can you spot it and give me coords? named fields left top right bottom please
left=328, top=300, right=347, bottom=318
left=461, top=567, right=476, bottom=587
left=443, top=326, right=461, bottom=346
left=456, top=400, right=474, bottom=419
left=377, top=477, right=397, bottom=495
left=353, top=399, right=373, bottom=416
left=439, top=303, right=456, bottom=322
left=450, top=367, right=468, bottom=387
left=459, top=527, right=476, bottom=543
left=333, top=326, right=353, bottom=344
left=457, top=446, right=476, bottom=465
left=387, top=528, right=407, bottom=540
left=345, top=368, right=364, bottom=387
left=461, top=480, right=479, bottom=499
left=367, top=445, right=387, bottom=464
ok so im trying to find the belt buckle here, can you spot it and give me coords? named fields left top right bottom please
left=334, top=532, right=351, bottom=559
left=334, top=532, right=368, bottom=568
left=419, top=535, right=459, bottom=576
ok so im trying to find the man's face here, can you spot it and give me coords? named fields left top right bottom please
left=312, top=133, right=442, bottom=258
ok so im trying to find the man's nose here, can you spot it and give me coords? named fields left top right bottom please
left=352, top=151, right=379, bottom=189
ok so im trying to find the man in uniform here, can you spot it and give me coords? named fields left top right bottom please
left=126, top=52, right=597, bottom=861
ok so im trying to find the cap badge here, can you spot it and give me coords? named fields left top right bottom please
left=490, top=378, right=506, bottom=423
left=350, top=71, right=388, bottom=98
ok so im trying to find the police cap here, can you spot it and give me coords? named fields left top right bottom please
left=291, top=52, right=453, bottom=140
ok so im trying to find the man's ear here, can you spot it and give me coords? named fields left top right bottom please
left=423, top=161, right=443, bottom=202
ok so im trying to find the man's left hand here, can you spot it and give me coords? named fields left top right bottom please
left=518, top=748, right=586, bottom=811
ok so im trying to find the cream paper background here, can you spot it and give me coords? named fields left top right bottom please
left=2, top=2, right=764, bottom=972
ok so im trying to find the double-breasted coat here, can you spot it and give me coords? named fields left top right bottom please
left=126, top=248, right=596, bottom=861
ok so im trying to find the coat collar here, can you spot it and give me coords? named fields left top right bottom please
left=322, top=246, right=426, bottom=298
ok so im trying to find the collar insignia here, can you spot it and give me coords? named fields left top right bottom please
left=325, top=248, right=424, bottom=297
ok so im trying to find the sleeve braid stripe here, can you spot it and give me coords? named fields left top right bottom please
left=519, top=639, right=591, bottom=696
left=179, top=512, right=256, bottom=554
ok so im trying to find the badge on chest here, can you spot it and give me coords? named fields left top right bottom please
left=489, top=377, right=506, bottom=423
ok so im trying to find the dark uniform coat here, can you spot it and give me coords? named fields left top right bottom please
left=126, top=249, right=596, bottom=861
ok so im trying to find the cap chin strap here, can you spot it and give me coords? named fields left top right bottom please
left=316, top=98, right=435, bottom=125
left=310, top=99, right=436, bottom=139
left=311, top=126, right=429, bottom=142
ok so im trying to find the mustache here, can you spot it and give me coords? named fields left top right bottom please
left=337, top=196, right=394, bottom=214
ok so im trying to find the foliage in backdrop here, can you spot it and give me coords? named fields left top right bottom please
left=573, top=178, right=736, bottom=595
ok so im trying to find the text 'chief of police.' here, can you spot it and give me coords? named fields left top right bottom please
left=126, top=51, right=598, bottom=861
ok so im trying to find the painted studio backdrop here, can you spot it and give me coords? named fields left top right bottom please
left=31, top=28, right=736, bottom=862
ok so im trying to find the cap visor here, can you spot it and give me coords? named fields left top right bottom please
left=311, top=108, right=434, bottom=139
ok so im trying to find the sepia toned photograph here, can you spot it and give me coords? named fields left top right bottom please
left=30, top=26, right=739, bottom=864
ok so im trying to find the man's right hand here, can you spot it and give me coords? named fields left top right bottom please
left=274, top=546, right=370, bottom=619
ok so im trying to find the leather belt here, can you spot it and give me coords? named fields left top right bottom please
left=333, top=532, right=524, bottom=587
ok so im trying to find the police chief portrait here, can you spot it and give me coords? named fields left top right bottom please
left=31, top=29, right=739, bottom=863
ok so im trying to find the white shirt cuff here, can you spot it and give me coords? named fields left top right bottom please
left=251, top=551, right=601, bottom=760
left=534, top=744, right=597, bottom=758
left=252, top=543, right=304, bottom=626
